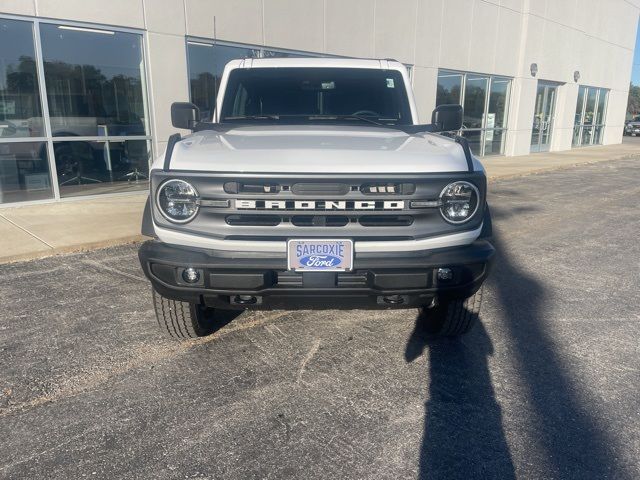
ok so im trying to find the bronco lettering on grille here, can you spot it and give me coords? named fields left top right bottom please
left=236, top=200, right=405, bottom=210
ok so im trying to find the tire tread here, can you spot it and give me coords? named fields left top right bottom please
left=423, top=287, right=483, bottom=337
left=152, top=289, right=211, bottom=339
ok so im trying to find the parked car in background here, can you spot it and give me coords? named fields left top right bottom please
left=624, top=115, right=640, bottom=136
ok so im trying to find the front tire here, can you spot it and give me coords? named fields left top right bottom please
left=152, top=289, right=217, bottom=339
left=420, top=287, right=483, bottom=336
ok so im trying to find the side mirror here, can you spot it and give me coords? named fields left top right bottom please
left=431, top=104, right=463, bottom=132
left=171, top=102, right=200, bottom=130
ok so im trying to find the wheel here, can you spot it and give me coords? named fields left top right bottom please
left=420, top=287, right=483, bottom=337
left=152, top=289, right=217, bottom=339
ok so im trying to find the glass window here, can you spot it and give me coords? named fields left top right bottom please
left=0, top=142, right=53, bottom=203
left=220, top=68, right=412, bottom=125
left=436, top=71, right=462, bottom=106
left=573, top=86, right=608, bottom=147
left=436, top=70, right=511, bottom=156
left=0, top=19, right=44, bottom=138
left=187, top=42, right=258, bottom=121
left=595, top=90, right=607, bottom=125
left=484, top=129, right=506, bottom=156
left=54, top=139, right=149, bottom=197
left=584, top=88, right=597, bottom=125
left=463, top=75, right=488, bottom=129
left=39, top=24, right=148, bottom=137
left=574, top=86, right=586, bottom=125
left=487, top=77, right=509, bottom=129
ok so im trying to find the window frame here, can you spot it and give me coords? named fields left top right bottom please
left=0, top=13, right=153, bottom=207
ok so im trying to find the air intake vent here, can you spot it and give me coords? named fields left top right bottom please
left=224, top=182, right=281, bottom=194
left=291, top=215, right=349, bottom=227
left=291, top=183, right=350, bottom=195
left=358, top=215, right=414, bottom=227
left=226, top=215, right=281, bottom=226
left=360, top=183, right=416, bottom=195
left=277, top=272, right=303, bottom=287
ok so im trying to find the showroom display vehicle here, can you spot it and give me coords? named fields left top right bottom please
left=138, top=58, right=495, bottom=339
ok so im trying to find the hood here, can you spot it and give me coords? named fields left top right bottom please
left=155, top=125, right=475, bottom=174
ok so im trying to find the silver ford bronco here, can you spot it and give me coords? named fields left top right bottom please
left=138, top=58, right=494, bottom=339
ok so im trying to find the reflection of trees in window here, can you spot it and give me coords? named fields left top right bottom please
left=436, top=84, right=461, bottom=105
left=464, top=84, right=486, bottom=128
left=190, top=72, right=218, bottom=119
left=42, top=61, right=145, bottom=136
left=1, top=55, right=41, bottom=122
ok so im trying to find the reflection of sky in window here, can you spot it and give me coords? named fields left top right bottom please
left=40, top=24, right=143, bottom=73
left=187, top=43, right=256, bottom=82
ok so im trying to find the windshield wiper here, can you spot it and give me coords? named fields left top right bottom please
left=221, top=114, right=399, bottom=127
left=223, top=115, right=281, bottom=121
left=334, top=115, right=386, bottom=126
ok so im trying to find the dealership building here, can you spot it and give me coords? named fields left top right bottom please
left=0, top=0, right=638, bottom=206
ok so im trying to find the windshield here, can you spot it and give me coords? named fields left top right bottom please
left=219, top=67, right=413, bottom=126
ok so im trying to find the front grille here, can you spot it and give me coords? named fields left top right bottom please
left=151, top=171, right=487, bottom=242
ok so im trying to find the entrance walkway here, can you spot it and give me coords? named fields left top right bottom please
left=1, top=141, right=638, bottom=263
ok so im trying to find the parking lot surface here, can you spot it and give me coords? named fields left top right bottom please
left=1, top=158, right=639, bottom=480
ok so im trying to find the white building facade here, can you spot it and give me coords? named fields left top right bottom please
left=0, top=0, right=638, bottom=205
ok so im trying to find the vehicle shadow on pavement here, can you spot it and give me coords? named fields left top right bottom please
left=485, top=231, right=632, bottom=480
left=404, top=224, right=633, bottom=480
left=405, top=316, right=516, bottom=480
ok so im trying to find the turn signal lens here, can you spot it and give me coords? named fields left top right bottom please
left=439, top=181, right=479, bottom=224
left=157, top=179, right=199, bottom=223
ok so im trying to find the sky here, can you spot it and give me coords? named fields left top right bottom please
left=633, top=20, right=640, bottom=85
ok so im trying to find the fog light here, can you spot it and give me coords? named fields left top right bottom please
left=437, top=268, right=453, bottom=281
left=182, top=267, right=200, bottom=284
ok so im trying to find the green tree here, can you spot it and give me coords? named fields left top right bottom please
left=628, top=83, right=640, bottom=117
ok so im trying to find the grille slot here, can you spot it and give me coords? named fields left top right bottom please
left=291, top=215, right=349, bottom=227
left=358, top=215, right=414, bottom=227
left=337, top=272, right=369, bottom=287
left=291, top=183, right=350, bottom=195
left=277, top=271, right=303, bottom=287
left=224, top=182, right=281, bottom=194
left=360, top=183, right=416, bottom=195
left=226, top=215, right=281, bottom=226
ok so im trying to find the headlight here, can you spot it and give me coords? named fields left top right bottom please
left=439, top=181, right=480, bottom=224
left=156, top=179, right=199, bottom=223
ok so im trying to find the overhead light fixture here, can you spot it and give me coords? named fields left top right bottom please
left=574, top=70, right=581, bottom=82
left=187, top=41, right=214, bottom=47
left=58, top=25, right=115, bottom=35
left=530, top=63, right=538, bottom=77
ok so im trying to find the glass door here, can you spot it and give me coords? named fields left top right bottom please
left=530, top=82, right=557, bottom=153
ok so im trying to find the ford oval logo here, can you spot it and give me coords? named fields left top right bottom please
left=300, top=254, right=342, bottom=269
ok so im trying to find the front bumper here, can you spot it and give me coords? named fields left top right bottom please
left=138, top=239, right=495, bottom=309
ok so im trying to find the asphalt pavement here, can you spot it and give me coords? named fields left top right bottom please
left=1, top=158, right=639, bottom=479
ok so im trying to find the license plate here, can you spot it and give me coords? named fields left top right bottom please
left=287, top=239, right=353, bottom=272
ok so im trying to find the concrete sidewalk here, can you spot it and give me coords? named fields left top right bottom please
left=1, top=141, right=638, bottom=264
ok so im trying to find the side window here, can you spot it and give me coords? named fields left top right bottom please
left=231, top=84, right=249, bottom=117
